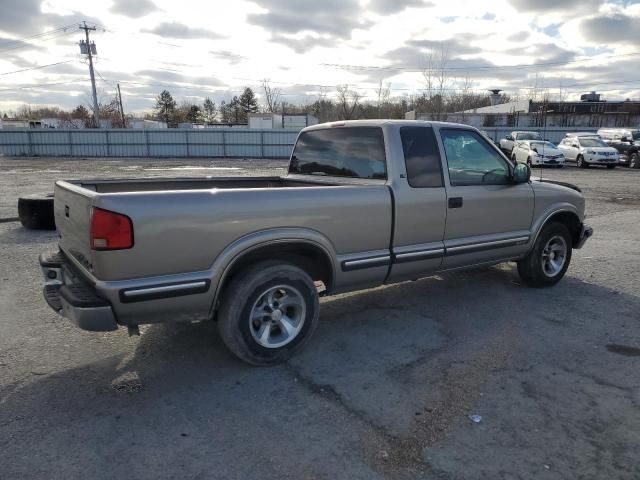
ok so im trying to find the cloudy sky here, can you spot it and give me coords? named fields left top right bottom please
left=1, top=0, right=639, bottom=114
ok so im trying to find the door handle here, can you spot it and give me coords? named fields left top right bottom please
left=448, top=197, right=463, bottom=208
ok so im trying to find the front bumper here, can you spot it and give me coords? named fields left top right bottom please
left=574, top=224, right=593, bottom=249
left=585, top=155, right=618, bottom=164
left=532, top=157, right=565, bottom=166
left=40, top=250, right=118, bottom=332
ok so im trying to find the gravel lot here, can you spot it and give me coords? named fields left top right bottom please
left=1, top=157, right=639, bottom=479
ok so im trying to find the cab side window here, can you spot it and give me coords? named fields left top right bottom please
left=400, top=126, right=443, bottom=187
left=440, top=129, right=510, bottom=186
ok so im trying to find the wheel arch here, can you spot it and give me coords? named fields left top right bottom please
left=209, top=229, right=336, bottom=316
left=532, top=209, right=582, bottom=249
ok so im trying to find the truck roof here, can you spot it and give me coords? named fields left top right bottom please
left=302, top=119, right=477, bottom=131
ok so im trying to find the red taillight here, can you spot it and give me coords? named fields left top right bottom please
left=90, top=207, right=133, bottom=250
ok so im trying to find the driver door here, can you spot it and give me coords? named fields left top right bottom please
left=438, top=128, right=534, bottom=269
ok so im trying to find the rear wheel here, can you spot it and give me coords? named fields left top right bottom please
left=517, top=222, right=572, bottom=287
left=630, top=152, right=640, bottom=169
left=217, top=261, right=320, bottom=366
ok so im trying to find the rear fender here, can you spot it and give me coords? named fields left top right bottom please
left=208, top=228, right=337, bottom=315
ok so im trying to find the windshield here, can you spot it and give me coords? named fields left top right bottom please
left=632, top=131, right=640, bottom=141
left=517, top=132, right=541, bottom=140
left=529, top=141, right=556, bottom=149
left=579, top=138, right=608, bottom=148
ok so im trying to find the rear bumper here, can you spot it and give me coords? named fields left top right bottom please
left=40, top=250, right=118, bottom=332
left=574, top=224, right=593, bottom=249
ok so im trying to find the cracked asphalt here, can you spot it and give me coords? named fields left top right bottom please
left=1, top=157, right=639, bottom=479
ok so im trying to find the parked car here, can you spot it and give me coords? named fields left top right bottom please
left=511, top=140, right=565, bottom=167
left=40, top=120, right=592, bottom=365
left=597, top=128, right=640, bottom=168
left=557, top=135, right=619, bottom=168
left=500, top=131, right=542, bottom=154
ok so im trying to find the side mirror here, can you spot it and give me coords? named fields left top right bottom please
left=621, top=136, right=628, bottom=142
left=512, top=163, right=530, bottom=184
left=532, top=147, right=538, bottom=153
left=506, top=135, right=514, bottom=141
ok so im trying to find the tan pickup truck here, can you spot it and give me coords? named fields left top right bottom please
left=40, top=120, right=592, bottom=365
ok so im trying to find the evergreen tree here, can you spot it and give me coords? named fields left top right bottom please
left=186, top=104, right=201, bottom=123
left=154, top=90, right=176, bottom=125
left=71, top=105, right=90, bottom=120
left=203, top=97, right=217, bottom=123
left=238, top=87, right=259, bottom=122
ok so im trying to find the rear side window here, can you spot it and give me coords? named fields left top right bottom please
left=289, top=127, right=386, bottom=179
left=400, top=126, right=443, bottom=187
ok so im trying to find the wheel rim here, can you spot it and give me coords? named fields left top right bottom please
left=541, top=235, right=567, bottom=277
left=249, top=285, right=306, bottom=348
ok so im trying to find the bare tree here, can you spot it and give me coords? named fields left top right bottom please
left=376, top=80, right=391, bottom=118
left=336, top=85, right=362, bottom=120
left=261, top=79, right=282, bottom=113
left=422, top=43, right=451, bottom=120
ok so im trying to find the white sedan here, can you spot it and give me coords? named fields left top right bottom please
left=511, top=140, right=565, bottom=167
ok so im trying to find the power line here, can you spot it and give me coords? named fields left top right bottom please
left=321, top=51, right=640, bottom=73
left=0, top=23, right=80, bottom=49
left=0, top=60, right=76, bottom=77
left=0, top=80, right=85, bottom=92
left=0, top=30, right=76, bottom=54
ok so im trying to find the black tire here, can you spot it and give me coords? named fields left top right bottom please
left=217, top=261, right=320, bottom=366
left=517, top=222, right=573, bottom=288
left=606, top=164, right=616, bottom=169
left=577, top=155, right=588, bottom=168
left=630, top=152, right=640, bottom=169
left=526, top=157, right=532, bottom=167
left=17, top=193, right=55, bottom=230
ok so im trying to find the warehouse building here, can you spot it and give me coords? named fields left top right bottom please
left=406, top=92, right=640, bottom=128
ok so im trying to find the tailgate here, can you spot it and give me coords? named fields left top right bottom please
left=54, top=181, right=96, bottom=273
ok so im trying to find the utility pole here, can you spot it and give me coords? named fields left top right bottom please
left=117, top=83, right=126, bottom=127
left=79, top=22, right=99, bottom=127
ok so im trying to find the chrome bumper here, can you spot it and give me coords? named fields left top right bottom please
left=574, top=224, right=593, bottom=249
left=40, top=250, right=118, bottom=332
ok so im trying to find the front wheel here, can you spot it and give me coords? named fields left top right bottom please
left=217, top=261, right=320, bottom=366
left=577, top=155, right=588, bottom=168
left=606, top=164, right=616, bottom=169
left=517, top=222, right=572, bottom=287
left=630, top=152, right=639, bottom=169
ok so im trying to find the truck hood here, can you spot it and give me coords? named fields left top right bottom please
left=531, top=178, right=581, bottom=193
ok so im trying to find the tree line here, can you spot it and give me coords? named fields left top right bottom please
left=2, top=84, right=503, bottom=128
left=147, top=81, right=502, bottom=126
